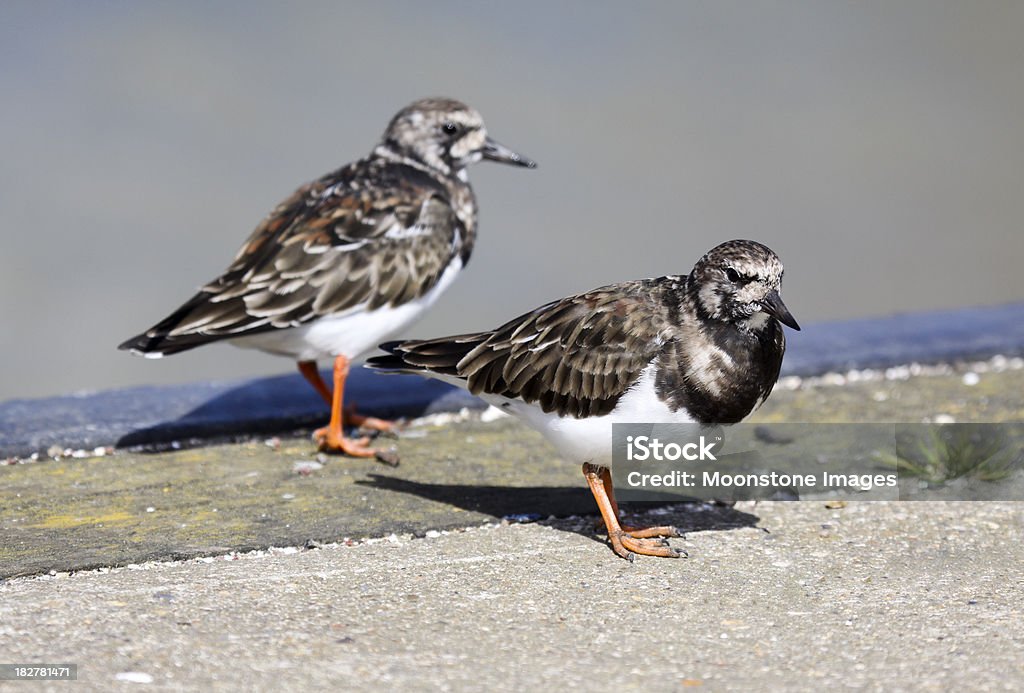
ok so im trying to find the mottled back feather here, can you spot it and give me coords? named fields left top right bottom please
left=375, top=280, right=673, bottom=418
left=119, top=158, right=470, bottom=355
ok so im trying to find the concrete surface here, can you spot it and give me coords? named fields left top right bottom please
left=4, top=365, right=1023, bottom=580
left=0, top=412, right=761, bottom=580
left=1, top=502, right=1021, bottom=691
left=1, top=362, right=1023, bottom=690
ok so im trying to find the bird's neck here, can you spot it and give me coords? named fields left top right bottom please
left=372, top=143, right=465, bottom=182
left=656, top=280, right=784, bottom=424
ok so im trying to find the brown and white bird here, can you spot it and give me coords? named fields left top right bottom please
left=367, top=240, right=800, bottom=559
left=119, top=98, right=535, bottom=457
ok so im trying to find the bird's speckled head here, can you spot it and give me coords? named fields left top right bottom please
left=378, top=98, right=535, bottom=177
left=689, top=240, right=800, bottom=332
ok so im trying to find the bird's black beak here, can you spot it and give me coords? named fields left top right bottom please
left=759, top=290, right=801, bottom=331
left=482, top=137, right=537, bottom=168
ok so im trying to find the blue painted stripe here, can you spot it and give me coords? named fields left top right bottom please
left=782, top=302, right=1024, bottom=376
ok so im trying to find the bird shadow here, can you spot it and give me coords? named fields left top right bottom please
left=356, top=474, right=761, bottom=545
left=114, top=369, right=479, bottom=453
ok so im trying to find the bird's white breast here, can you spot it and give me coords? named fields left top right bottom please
left=482, top=363, right=695, bottom=467
left=229, top=257, right=464, bottom=362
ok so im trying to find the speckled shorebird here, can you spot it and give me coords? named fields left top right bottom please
left=367, top=240, right=800, bottom=559
left=119, top=98, right=536, bottom=457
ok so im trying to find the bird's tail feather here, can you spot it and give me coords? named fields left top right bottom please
left=117, top=293, right=216, bottom=356
left=366, top=333, right=490, bottom=377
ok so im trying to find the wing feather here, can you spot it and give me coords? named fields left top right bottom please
left=376, top=281, right=672, bottom=418
left=119, top=161, right=464, bottom=355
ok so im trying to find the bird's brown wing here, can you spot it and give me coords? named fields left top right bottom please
left=372, top=281, right=672, bottom=418
left=119, top=162, right=462, bottom=355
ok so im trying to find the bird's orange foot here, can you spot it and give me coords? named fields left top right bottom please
left=313, top=427, right=376, bottom=458
left=591, top=520, right=681, bottom=538
left=582, top=463, right=685, bottom=561
left=607, top=528, right=686, bottom=560
left=621, top=524, right=683, bottom=539
left=344, top=403, right=401, bottom=434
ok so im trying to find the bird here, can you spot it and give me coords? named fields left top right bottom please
left=366, top=239, right=800, bottom=559
left=119, top=98, right=536, bottom=458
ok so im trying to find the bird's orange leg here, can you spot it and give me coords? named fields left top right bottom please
left=600, top=467, right=682, bottom=540
left=308, top=356, right=375, bottom=457
left=583, top=463, right=683, bottom=560
left=298, top=361, right=333, bottom=406
left=298, top=360, right=398, bottom=434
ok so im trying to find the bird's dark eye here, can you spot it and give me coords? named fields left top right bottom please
left=725, top=268, right=740, bottom=282
left=443, top=121, right=460, bottom=136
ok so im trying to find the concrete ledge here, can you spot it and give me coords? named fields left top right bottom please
left=1, top=369, right=480, bottom=459
left=3, top=367, right=1021, bottom=579
left=2, top=302, right=1023, bottom=458
left=783, top=302, right=1024, bottom=376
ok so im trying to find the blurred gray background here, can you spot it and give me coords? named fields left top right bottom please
left=2, top=1, right=1023, bottom=400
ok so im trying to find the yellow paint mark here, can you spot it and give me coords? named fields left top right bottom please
left=32, top=511, right=135, bottom=529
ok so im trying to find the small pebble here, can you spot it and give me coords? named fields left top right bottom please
left=754, top=426, right=794, bottom=444
left=293, top=460, right=324, bottom=475
left=374, top=448, right=401, bottom=467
